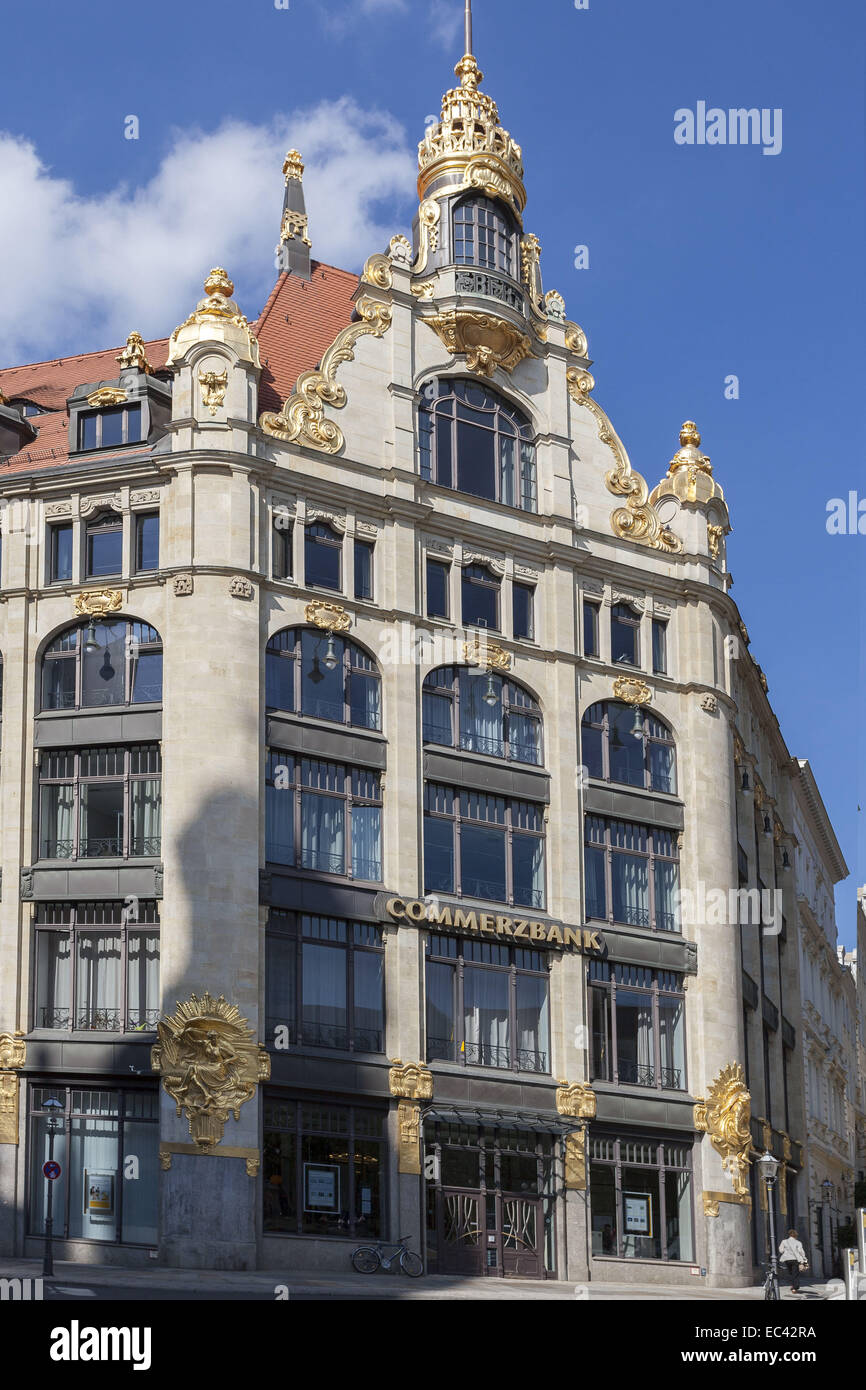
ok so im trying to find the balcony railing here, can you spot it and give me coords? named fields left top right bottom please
left=41, top=837, right=161, bottom=860
left=617, top=1060, right=683, bottom=1090
left=38, top=1006, right=159, bottom=1033
left=427, top=1036, right=548, bottom=1074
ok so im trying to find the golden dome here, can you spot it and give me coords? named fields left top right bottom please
left=650, top=421, right=726, bottom=507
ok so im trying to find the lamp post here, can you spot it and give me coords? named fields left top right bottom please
left=41, top=1096, right=63, bottom=1277
left=757, top=1150, right=780, bottom=1288
left=822, top=1177, right=835, bottom=1276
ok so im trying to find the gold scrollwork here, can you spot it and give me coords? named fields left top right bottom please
left=151, top=993, right=270, bottom=1153
left=86, top=386, right=127, bottom=408
left=412, top=199, right=442, bottom=277
left=260, top=296, right=392, bottom=452
left=566, top=369, right=683, bottom=555
left=361, top=253, right=394, bottom=291
left=463, top=637, right=511, bottom=670
left=694, top=1062, right=752, bottom=1197
left=74, top=589, right=124, bottom=619
left=612, top=676, right=652, bottom=706
left=304, top=600, right=351, bottom=633
left=423, top=309, right=533, bottom=377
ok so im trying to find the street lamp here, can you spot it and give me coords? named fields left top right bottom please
left=41, top=1096, right=63, bottom=1277
left=757, top=1150, right=780, bottom=1287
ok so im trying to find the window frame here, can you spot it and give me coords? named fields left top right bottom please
left=265, top=628, right=382, bottom=732
left=77, top=403, right=142, bottom=452
left=40, top=620, right=163, bottom=713
left=37, top=744, right=162, bottom=862
left=304, top=521, right=342, bottom=592
left=584, top=815, right=681, bottom=934
left=134, top=512, right=160, bottom=574
left=583, top=599, right=600, bottom=657
left=426, top=557, right=450, bottom=620
left=33, top=899, right=160, bottom=1034
left=265, top=911, right=385, bottom=1053
left=353, top=538, right=374, bottom=601
left=587, top=960, right=687, bottom=1091
left=581, top=701, right=677, bottom=795
left=423, top=782, right=546, bottom=910
left=49, top=521, right=74, bottom=584
left=265, top=752, right=383, bottom=883
left=589, top=1131, right=695, bottom=1263
left=425, top=933, right=551, bottom=1074
left=85, top=511, right=123, bottom=580
left=422, top=665, right=543, bottom=766
left=652, top=618, right=668, bottom=675
left=453, top=195, right=518, bottom=277
left=512, top=581, right=535, bottom=641
left=611, top=602, right=641, bottom=667
left=461, top=562, right=501, bottom=631
left=272, top=516, right=294, bottom=581
left=419, top=378, right=538, bottom=513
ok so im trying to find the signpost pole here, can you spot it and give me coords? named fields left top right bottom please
left=41, top=1097, right=64, bottom=1278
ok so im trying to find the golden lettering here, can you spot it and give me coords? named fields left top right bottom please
left=530, top=923, right=546, bottom=941
left=546, top=923, right=563, bottom=945
left=563, top=927, right=583, bottom=949
left=479, top=914, right=495, bottom=934
left=386, top=898, right=407, bottom=919
left=495, top=916, right=514, bottom=936
left=583, top=930, right=603, bottom=951
left=513, top=921, right=529, bottom=939
left=427, top=903, right=453, bottom=926
left=454, top=910, right=478, bottom=932
left=406, top=901, right=428, bottom=922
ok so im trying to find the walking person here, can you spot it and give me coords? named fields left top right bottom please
left=778, top=1229, right=808, bottom=1294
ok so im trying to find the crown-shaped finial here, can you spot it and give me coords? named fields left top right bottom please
left=282, top=149, right=304, bottom=183
left=680, top=420, right=702, bottom=449
left=203, top=267, right=234, bottom=299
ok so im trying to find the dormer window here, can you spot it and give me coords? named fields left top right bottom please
left=78, top=403, right=141, bottom=451
left=454, top=196, right=517, bottom=277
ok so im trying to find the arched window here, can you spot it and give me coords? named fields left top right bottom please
left=41, top=620, right=162, bottom=712
left=422, top=666, right=542, bottom=766
left=582, top=701, right=677, bottom=795
left=419, top=379, right=537, bottom=512
left=266, top=628, right=381, bottom=732
left=453, top=196, right=517, bottom=277
left=304, top=521, right=342, bottom=592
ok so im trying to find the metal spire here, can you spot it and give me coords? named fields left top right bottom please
left=465, top=0, right=473, bottom=54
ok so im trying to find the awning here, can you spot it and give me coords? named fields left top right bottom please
left=421, top=1105, right=580, bottom=1136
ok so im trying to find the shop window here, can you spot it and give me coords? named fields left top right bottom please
left=426, top=558, right=450, bottom=619
left=77, top=404, right=142, bottom=452
left=304, top=521, right=342, bottom=591
left=38, top=745, right=161, bottom=861
left=425, top=935, right=550, bottom=1073
left=611, top=602, right=640, bottom=666
left=588, top=961, right=686, bottom=1091
left=423, top=782, right=545, bottom=910
left=28, top=1086, right=158, bottom=1246
left=134, top=513, right=159, bottom=573
left=583, top=599, right=600, bottom=657
left=265, top=627, right=381, bottom=731
left=462, top=563, right=500, bottom=630
left=85, top=511, right=123, bottom=579
left=41, top=619, right=162, bottom=712
left=589, top=1133, right=694, bottom=1263
left=513, top=582, right=534, bottom=640
left=584, top=816, right=680, bottom=933
left=265, top=912, right=384, bottom=1052
left=34, top=900, right=160, bottom=1032
left=265, top=752, right=382, bottom=882
left=419, top=379, right=537, bottom=512
left=581, top=701, right=677, bottom=795
left=453, top=196, right=517, bottom=276
left=49, top=522, right=73, bottom=583
left=422, top=665, right=542, bottom=766
left=262, top=1098, right=385, bottom=1239
left=354, top=539, right=374, bottom=600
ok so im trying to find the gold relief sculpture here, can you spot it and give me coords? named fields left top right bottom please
left=423, top=309, right=533, bottom=377
left=566, top=369, right=683, bottom=555
left=564, top=1131, right=587, bottom=1191
left=198, top=369, right=228, bottom=416
left=463, top=637, right=511, bottom=670
left=564, top=321, right=589, bottom=358
left=361, top=252, right=394, bottom=291
left=304, top=600, right=351, bottom=633
left=703, top=1190, right=751, bottom=1217
left=612, top=676, right=652, bottom=706
left=652, top=422, right=725, bottom=507
left=280, top=210, right=312, bottom=247
left=694, top=1062, right=752, bottom=1197
left=412, top=199, right=442, bottom=276
left=388, top=1059, right=433, bottom=1177
left=282, top=149, right=305, bottom=182
left=411, top=281, right=436, bottom=299
left=0, top=1032, right=26, bottom=1146
left=388, top=1059, right=434, bottom=1101
left=117, top=331, right=153, bottom=375
left=544, top=290, right=566, bottom=322
left=396, top=1100, right=423, bottom=1175
left=707, top=523, right=725, bottom=560
left=260, top=296, right=392, bottom=452
left=74, top=589, right=124, bottom=619
left=555, top=1080, right=597, bottom=1120
left=151, top=993, right=270, bottom=1153
left=86, top=386, right=127, bottom=408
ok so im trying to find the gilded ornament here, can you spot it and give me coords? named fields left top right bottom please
left=389, top=234, right=413, bottom=266
left=167, top=268, right=260, bottom=369
left=260, top=296, right=392, bottom=452
left=703, top=1189, right=751, bottom=1217
left=361, top=253, right=394, bottom=292
left=694, top=1062, right=752, bottom=1197
left=651, top=421, right=726, bottom=509
left=117, top=331, right=153, bottom=375
left=151, top=993, right=270, bottom=1153
left=612, top=676, right=652, bottom=706
left=411, top=281, right=436, bottom=299
left=418, top=51, right=526, bottom=214
left=555, top=1080, right=597, bottom=1120
left=544, top=290, right=566, bottom=322
left=198, top=368, right=228, bottom=416
left=564, top=321, right=589, bottom=357
left=282, top=149, right=305, bottom=182
left=280, top=210, right=312, bottom=248
left=423, top=309, right=533, bottom=376
left=567, top=369, right=683, bottom=555
left=305, top=600, right=351, bottom=633
left=463, top=637, right=511, bottom=670
left=74, top=589, right=124, bottom=619
left=86, top=386, right=127, bottom=408
left=388, top=1059, right=434, bottom=1102
left=0, top=1034, right=27, bottom=1146
left=707, top=523, right=725, bottom=559
left=412, top=200, right=442, bottom=276
left=564, top=1131, right=587, bottom=1190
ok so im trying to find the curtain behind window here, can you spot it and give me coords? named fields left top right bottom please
left=301, top=793, right=345, bottom=874
left=463, top=966, right=509, bottom=1067
left=76, top=934, right=122, bottom=1028
left=40, top=783, right=74, bottom=857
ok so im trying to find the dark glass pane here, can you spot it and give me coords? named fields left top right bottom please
left=423, top=815, right=454, bottom=894
left=611, top=609, right=638, bottom=664
left=101, top=408, right=124, bottom=448
left=463, top=965, right=510, bottom=1067
left=649, top=742, right=676, bottom=795
left=462, top=572, right=499, bottom=630
left=301, top=941, right=348, bottom=1049
left=590, top=986, right=611, bottom=1080
left=51, top=524, right=73, bottom=582
left=435, top=413, right=453, bottom=488
left=582, top=724, right=604, bottom=779
left=266, top=649, right=295, bottom=712
left=426, top=960, right=455, bottom=1061
left=263, top=1129, right=297, bottom=1232
left=80, top=783, right=124, bottom=857
left=300, top=792, right=345, bottom=874
left=590, top=1163, right=617, bottom=1255
left=305, top=527, right=341, bottom=591
left=273, top=524, right=293, bottom=579
left=457, top=420, right=496, bottom=501
left=585, top=845, right=607, bottom=920
left=612, top=853, right=650, bottom=928
left=79, top=413, right=98, bottom=450
left=42, top=656, right=76, bottom=711
left=513, top=583, right=533, bottom=640
left=136, top=514, right=159, bottom=571
left=353, top=950, right=384, bottom=1052
left=652, top=620, right=667, bottom=674
left=87, top=527, right=122, bottom=579
left=583, top=600, right=599, bottom=656
left=349, top=672, right=380, bottom=731
left=427, top=559, right=449, bottom=619
left=423, top=690, right=452, bottom=747
left=461, top=823, right=507, bottom=902
left=81, top=623, right=125, bottom=707
left=354, top=541, right=373, bottom=600
left=515, top=973, right=549, bottom=1073
left=615, top=989, right=654, bottom=1086
left=131, top=650, right=162, bottom=704
left=512, top=833, right=545, bottom=909
left=301, top=630, right=344, bottom=722
left=621, top=1167, right=661, bottom=1259
left=126, top=404, right=142, bottom=444
left=608, top=705, right=645, bottom=787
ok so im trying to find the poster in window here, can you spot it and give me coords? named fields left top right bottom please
left=623, top=1192, right=652, bottom=1236
left=84, top=1170, right=115, bottom=1216
left=304, top=1163, right=340, bottom=1213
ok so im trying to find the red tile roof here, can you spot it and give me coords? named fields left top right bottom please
left=0, top=260, right=359, bottom=475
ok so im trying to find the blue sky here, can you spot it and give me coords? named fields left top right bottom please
left=2, top=0, right=863, bottom=944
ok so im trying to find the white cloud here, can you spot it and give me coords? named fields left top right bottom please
left=325, top=0, right=463, bottom=50
left=0, top=100, right=417, bottom=365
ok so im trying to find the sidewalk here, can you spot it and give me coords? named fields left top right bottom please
left=0, top=1257, right=841, bottom=1300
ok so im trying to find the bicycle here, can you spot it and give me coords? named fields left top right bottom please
left=351, top=1235, right=424, bottom=1278
left=763, top=1263, right=780, bottom=1301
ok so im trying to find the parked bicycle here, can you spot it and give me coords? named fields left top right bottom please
left=351, top=1235, right=424, bottom=1278
left=763, top=1262, right=780, bottom=1301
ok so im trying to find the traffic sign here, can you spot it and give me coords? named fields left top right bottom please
left=42, top=1160, right=61, bottom=1180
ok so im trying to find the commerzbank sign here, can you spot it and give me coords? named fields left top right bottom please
left=383, top=896, right=604, bottom=953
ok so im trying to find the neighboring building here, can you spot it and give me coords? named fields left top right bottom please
left=0, top=19, right=853, bottom=1285
left=792, top=765, right=854, bottom=1277
left=847, top=892, right=866, bottom=1197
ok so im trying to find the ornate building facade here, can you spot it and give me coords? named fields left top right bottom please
left=0, top=15, right=850, bottom=1285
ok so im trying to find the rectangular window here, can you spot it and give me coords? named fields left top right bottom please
left=583, top=599, right=600, bottom=657
left=423, top=783, right=545, bottom=909
left=135, top=514, right=159, bottom=572
left=425, top=935, right=550, bottom=1073
left=86, top=516, right=123, bottom=579
left=513, top=582, right=534, bottom=641
left=611, top=603, right=640, bottom=666
left=265, top=753, right=382, bottom=882
left=265, top=912, right=384, bottom=1053
left=584, top=817, right=680, bottom=933
left=273, top=518, right=294, bottom=580
left=49, top=523, right=73, bottom=583
left=462, top=564, right=500, bottom=631
left=588, top=961, right=686, bottom=1091
left=28, top=1086, right=158, bottom=1245
left=589, top=1133, right=694, bottom=1263
left=38, top=745, right=161, bottom=861
left=652, top=619, right=668, bottom=675
left=353, top=540, right=374, bottom=601
left=426, top=559, right=450, bottom=619
left=34, top=901, right=160, bottom=1033
left=77, top=404, right=142, bottom=452
left=262, top=1097, right=386, bottom=1239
